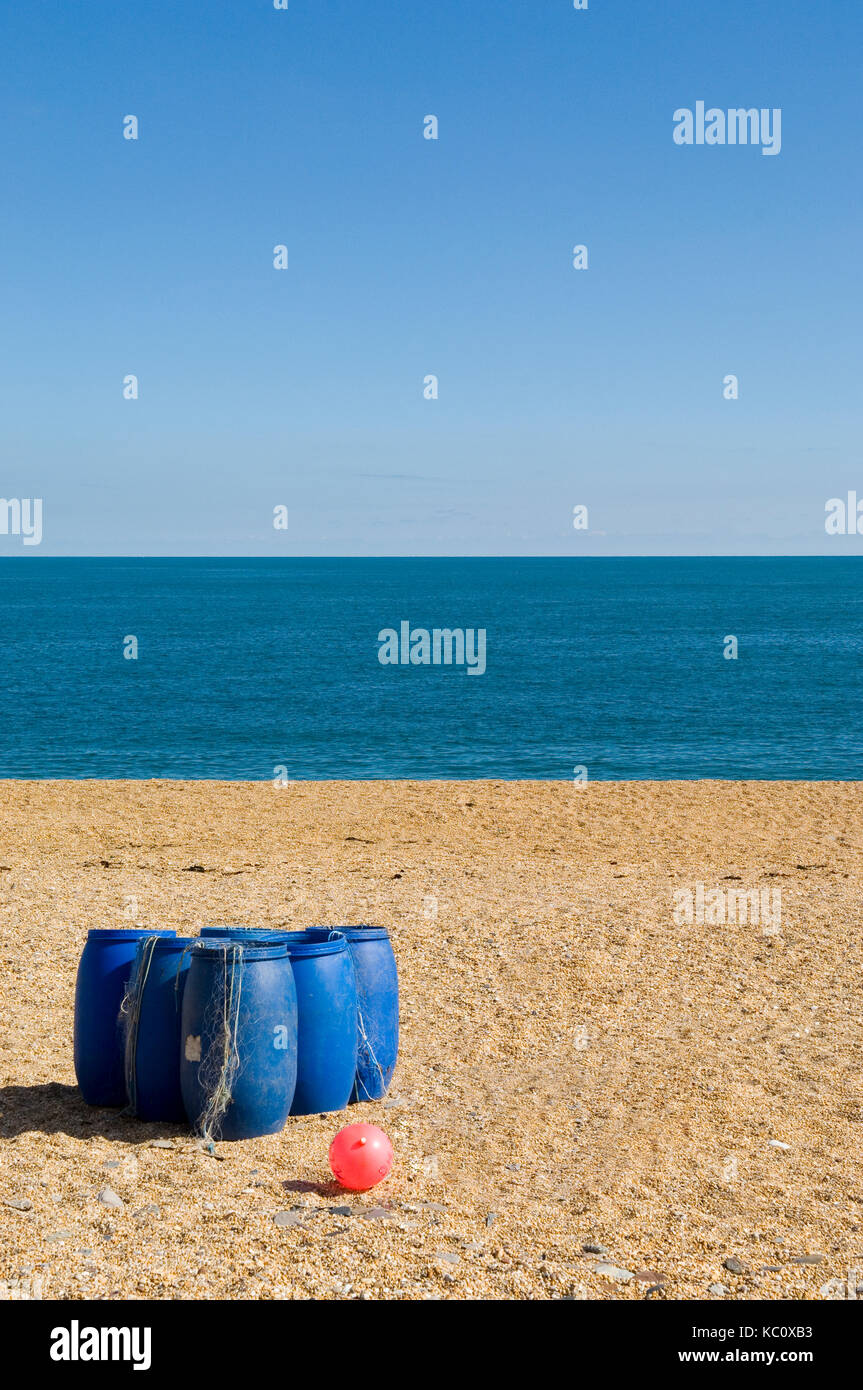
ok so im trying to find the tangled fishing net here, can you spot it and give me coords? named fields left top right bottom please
left=195, top=942, right=245, bottom=1145
left=120, top=935, right=160, bottom=1117
left=120, top=937, right=193, bottom=1117
left=353, top=1006, right=388, bottom=1101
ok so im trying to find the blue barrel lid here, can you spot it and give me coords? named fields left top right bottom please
left=315, top=924, right=391, bottom=943
left=192, top=937, right=288, bottom=962
left=86, top=929, right=176, bottom=942
left=282, top=929, right=348, bottom=958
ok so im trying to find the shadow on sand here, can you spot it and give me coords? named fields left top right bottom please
left=0, top=1086, right=361, bottom=1197
left=0, top=1083, right=184, bottom=1143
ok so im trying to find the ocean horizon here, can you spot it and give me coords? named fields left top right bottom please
left=0, top=555, right=860, bottom=780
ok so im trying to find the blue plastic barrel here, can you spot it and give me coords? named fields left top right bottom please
left=200, top=927, right=359, bottom=1115
left=281, top=931, right=358, bottom=1116
left=74, top=929, right=176, bottom=1107
left=123, top=936, right=194, bottom=1122
left=180, top=938, right=297, bottom=1140
left=323, top=926, right=399, bottom=1102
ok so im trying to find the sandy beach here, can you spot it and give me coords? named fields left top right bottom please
left=0, top=779, right=861, bottom=1301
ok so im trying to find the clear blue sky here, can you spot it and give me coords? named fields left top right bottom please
left=1, top=0, right=861, bottom=555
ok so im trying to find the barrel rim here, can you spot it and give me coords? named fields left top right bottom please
left=85, top=929, right=176, bottom=942
left=281, top=929, right=349, bottom=958
left=191, top=938, right=288, bottom=961
left=135, top=935, right=196, bottom=953
left=199, top=925, right=252, bottom=935
left=200, top=927, right=286, bottom=941
left=316, top=923, right=391, bottom=943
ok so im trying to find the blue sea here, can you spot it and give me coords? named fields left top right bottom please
left=0, top=557, right=860, bottom=779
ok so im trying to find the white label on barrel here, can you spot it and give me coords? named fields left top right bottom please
left=185, top=1034, right=201, bottom=1062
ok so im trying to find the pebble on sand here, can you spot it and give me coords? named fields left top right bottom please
left=273, top=1211, right=306, bottom=1228
left=592, top=1263, right=634, bottom=1282
left=97, top=1189, right=124, bottom=1210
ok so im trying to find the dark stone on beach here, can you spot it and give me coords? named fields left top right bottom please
left=723, top=1256, right=745, bottom=1274
left=329, top=1205, right=353, bottom=1217
left=582, top=1242, right=608, bottom=1255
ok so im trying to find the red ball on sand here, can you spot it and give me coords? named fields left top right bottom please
left=329, top=1123, right=393, bottom=1191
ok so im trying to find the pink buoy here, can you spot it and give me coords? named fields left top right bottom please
left=329, top=1122, right=393, bottom=1191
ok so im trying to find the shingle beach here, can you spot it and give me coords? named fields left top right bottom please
left=1, top=780, right=861, bottom=1300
